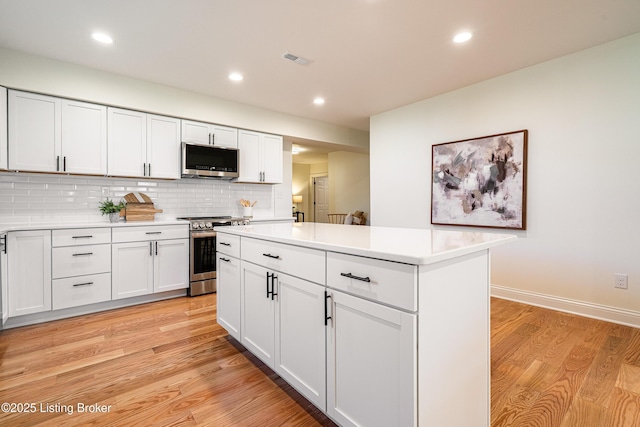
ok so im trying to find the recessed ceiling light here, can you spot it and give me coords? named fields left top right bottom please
left=229, top=72, right=243, bottom=81
left=92, top=32, right=113, bottom=44
left=313, top=97, right=325, bottom=105
left=453, top=31, right=473, bottom=44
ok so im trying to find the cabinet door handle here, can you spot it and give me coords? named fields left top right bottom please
left=220, top=242, right=231, bottom=246
left=145, top=232, right=162, bottom=235
left=324, top=291, right=332, bottom=326
left=1, top=235, right=6, bottom=254
left=63, top=156, right=67, bottom=172
left=56, top=155, right=60, bottom=171
left=155, top=241, right=158, bottom=256
left=72, top=235, right=93, bottom=239
left=211, top=133, right=215, bottom=145
left=148, top=163, right=151, bottom=177
left=150, top=241, right=153, bottom=256
left=271, top=274, right=278, bottom=300
left=266, top=272, right=273, bottom=298
left=72, top=252, right=94, bottom=257
left=143, top=163, right=147, bottom=176
left=262, top=253, right=281, bottom=260
left=220, top=257, right=230, bottom=263
left=340, top=272, right=371, bottom=282
left=73, top=282, right=94, bottom=287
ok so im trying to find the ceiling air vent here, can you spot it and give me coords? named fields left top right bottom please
left=283, top=51, right=311, bottom=66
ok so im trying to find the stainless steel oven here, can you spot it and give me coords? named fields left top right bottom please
left=178, top=216, right=248, bottom=296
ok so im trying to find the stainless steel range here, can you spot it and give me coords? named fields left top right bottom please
left=178, top=216, right=248, bottom=296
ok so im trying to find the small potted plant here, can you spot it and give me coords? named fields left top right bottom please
left=99, top=198, right=126, bottom=223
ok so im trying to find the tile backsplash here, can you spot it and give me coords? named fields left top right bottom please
left=0, top=172, right=274, bottom=225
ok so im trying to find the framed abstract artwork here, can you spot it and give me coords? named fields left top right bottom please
left=431, top=129, right=528, bottom=230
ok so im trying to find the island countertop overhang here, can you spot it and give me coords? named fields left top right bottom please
left=214, top=222, right=516, bottom=265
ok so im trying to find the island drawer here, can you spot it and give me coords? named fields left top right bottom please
left=52, top=272, right=112, bottom=310
left=52, top=228, right=111, bottom=247
left=52, top=244, right=111, bottom=279
left=112, top=224, right=189, bottom=243
left=327, top=252, right=417, bottom=311
left=241, top=237, right=325, bottom=285
left=217, top=233, right=240, bottom=258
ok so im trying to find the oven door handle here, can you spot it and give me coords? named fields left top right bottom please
left=191, top=231, right=218, bottom=238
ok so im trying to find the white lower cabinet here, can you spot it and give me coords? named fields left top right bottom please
left=51, top=228, right=112, bottom=310
left=154, top=239, right=189, bottom=293
left=1, top=233, right=8, bottom=325
left=52, top=273, right=112, bottom=311
left=7, top=230, right=52, bottom=317
left=112, top=225, right=189, bottom=300
left=241, top=261, right=275, bottom=365
left=326, top=290, right=416, bottom=427
left=111, top=241, right=154, bottom=299
left=216, top=252, right=241, bottom=340
left=275, top=270, right=327, bottom=411
left=240, top=260, right=327, bottom=410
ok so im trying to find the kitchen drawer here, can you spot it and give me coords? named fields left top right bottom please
left=327, top=252, right=417, bottom=311
left=112, top=224, right=189, bottom=243
left=242, top=237, right=325, bottom=285
left=217, top=233, right=240, bottom=258
left=52, top=227, right=111, bottom=247
left=52, top=244, right=111, bottom=279
left=52, top=272, right=112, bottom=310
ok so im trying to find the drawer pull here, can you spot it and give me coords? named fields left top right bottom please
left=72, top=235, right=94, bottom=239
left=220, top=257, right=231, bottom=263
left=340, top=272, right=371, bottom=283
left=73, top=282, right=94, bottom=287
left=262, top=253, right=281, bottom=260
left=145, top=231, right=162, bottom=235
left=72, top=252, right=94, bottom=257
left=220, top=242, right=231, bottom=246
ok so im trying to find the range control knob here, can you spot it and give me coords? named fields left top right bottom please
left=205, top=222, right=212, bottom=229
left=192, top=222, right=201, bottom=229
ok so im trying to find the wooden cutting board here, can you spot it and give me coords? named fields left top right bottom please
left=121, top=192, right=162, bottom=221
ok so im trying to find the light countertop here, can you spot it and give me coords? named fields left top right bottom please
left=0, top=216, right=294, bottom=235
left=214, top=222, right=517, bottom=265
left=0, top=219, right=189, bottom=235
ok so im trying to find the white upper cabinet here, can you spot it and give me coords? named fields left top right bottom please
left=8, top=90, right=107, bottom=174
left=61, top=100, right=107, bottom=174
left=237, top=129, right=283, bottom=184
left=8, top=90, right=61, bottom=172
left=108, top=108, right=180, bottom=179
left=0, top=87, right=7, bottom=170
left=147, top=114, right=181, bottom=179
left=181, top=119, right=238, bottom=149
left=107, top=108, right=146, bottom=177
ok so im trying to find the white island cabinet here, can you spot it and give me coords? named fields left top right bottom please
left=214, top=222, right=516, bottom=427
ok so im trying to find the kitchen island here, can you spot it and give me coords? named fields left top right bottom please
left=215, top=222, right=516, bottom=427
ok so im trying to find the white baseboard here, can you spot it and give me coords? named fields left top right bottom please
left=491, top=284, right=640, bottom=328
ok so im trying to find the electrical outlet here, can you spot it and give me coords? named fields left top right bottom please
left=615, top=273, right=628, bottom=289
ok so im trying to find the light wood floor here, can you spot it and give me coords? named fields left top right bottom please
left=1, top=295, right=639, bottom=426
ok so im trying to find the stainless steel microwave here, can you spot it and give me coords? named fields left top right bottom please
left=181, top=142, right=239, bottom=178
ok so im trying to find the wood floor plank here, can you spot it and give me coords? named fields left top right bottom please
left=2, top=295, right=640, bottom=426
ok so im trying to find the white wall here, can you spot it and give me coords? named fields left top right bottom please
left=371, top=33, right=640, bottom=322
left=328, top=151, right=370, bottom=219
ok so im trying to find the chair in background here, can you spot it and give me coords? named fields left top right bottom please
left=327, top=214, right=347, bottom=224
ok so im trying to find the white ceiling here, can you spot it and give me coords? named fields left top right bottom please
left=1, top=0, right=639, bottom=137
